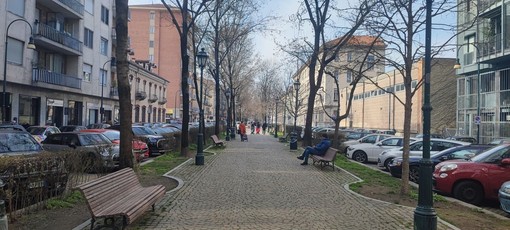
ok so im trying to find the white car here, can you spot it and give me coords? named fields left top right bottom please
left=342, top=134, right=394, bottom=153
left=377, top=138, right=471, bottom=171
left=347, top=137, right=416, bottom=163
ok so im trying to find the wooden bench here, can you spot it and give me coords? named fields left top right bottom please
left=310, top=147, right=339, bottom=171
left=76, top=168, right=166, bottom=230
left=211, top=135, right=225, bottom=147
left=279, top=133, right=290, bottom=142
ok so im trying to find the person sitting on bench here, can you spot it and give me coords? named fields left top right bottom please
left=297, top=133, right=331, bottom=165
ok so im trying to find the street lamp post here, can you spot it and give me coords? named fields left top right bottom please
left=225, top=89, right=231, bottom=141
left=414, top=0, right=437, bottom=228
left=274, top=99, right=278, bottom=138
left=453, top=44, right=481, bottom=144
left=3, top=19, right=36, bottom=122
left=195, top=48, right=208, bottom=166
left=290, top=79, right=300, bottom=150
left=101, top=57, right=116, bottom=123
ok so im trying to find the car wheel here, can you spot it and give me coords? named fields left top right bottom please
left=453, top=181, right=484, bottom=205
left=353, top=150, right=368, bottom=163
left=383, top=158, right=393, bottom=171
left=409, top=166, right=419, bottom=183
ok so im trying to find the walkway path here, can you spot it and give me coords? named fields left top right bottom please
left=134, top=134, right=457, bottom=229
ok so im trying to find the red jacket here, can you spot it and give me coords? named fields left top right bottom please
left=239, top=123, right=246, bottom=134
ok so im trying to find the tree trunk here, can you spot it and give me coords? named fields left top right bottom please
left=180, top=2, right=190, bottom=157
left=400, top=89, right=413, bottom=196
left=115, top=0, right=133, bottom=169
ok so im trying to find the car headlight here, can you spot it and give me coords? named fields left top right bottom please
left=148, top=137, right=158, bottom=143
left=501, top=185, right=510, bottom=194
left=439, top=163, right=457, bottom=172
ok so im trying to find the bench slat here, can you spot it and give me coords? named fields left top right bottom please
left=311, top=147, right=338, bottom=170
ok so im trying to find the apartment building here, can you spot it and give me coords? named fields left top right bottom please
left=456, top=0, right=510, bottom=143
left=128, top=4, right=186, bottom=121
left=1, top=1, right=168, bottom=126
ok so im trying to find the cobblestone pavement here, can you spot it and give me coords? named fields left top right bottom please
left=132, top=134, right=457, bottom=230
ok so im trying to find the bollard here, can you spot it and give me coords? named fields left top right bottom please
left=290, top=132, right=298, bottom=150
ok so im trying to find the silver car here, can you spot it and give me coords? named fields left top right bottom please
left=347, top=137, right=416, bottom=163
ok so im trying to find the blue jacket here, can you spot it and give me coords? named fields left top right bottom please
left=314, top=138, right=331, bottom=155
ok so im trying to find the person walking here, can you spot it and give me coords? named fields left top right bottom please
left=262, top=122, right=268, bottom=135
left=239, top=121, right=247, bottom=141
left=297, top=134, right=331, bottom=165
left=250, top=122, right=255, bottom=134
left=256, top=122, right=261, bottom=134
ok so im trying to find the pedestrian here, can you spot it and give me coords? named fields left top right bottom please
left=262, top=122, right=268, bottom=135
left=297, top=133, right=331, bottom=165
left=11, top=117, right=17, bottom=124
left=251, top=122, right=255, bottom=134
left=256, top=122, right=261, bottom=134
left=239, top=121, right=247, bottom=141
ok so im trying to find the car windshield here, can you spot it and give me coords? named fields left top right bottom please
left=102, top=130, right=120, bottom=141
left=27, top=127, right=45, bottom=135
left=470, top=145, right=510, bottom=163
left=132, top=127, right=156, bottom=135
left=0, top=133, right=42, bottom=153
left=79, top=134, right=111, bottom=145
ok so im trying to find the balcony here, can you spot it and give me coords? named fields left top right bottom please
left=32, top=68, right=82, bottom=89
left=148, top=94, right=158, bottom=103
left=38, top=0, right=84, bottom=18
left=110, top=87, right=119, bottom=97
left=479, top=34, right=502, bottom=57
left=34, top=23, right=83, bottom=55
left=479, top=0, right=501, bottom=15
left=135, top=91, right=147, bottom=101
left=158, top=97, right=167, bottom=105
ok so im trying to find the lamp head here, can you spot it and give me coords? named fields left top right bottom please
left=197, top=48, right=209, bottom=68
left=453, top=58, right=461, bottom=69
left=27, top=37, right=36, bottom=49
left=294, top=79, right=301, bottom=90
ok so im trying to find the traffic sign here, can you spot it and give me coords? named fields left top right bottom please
left=474, top=115, right=481, bottom=124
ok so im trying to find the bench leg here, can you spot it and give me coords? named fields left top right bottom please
left=122, top=216, right=127, bottom=230
left=90, top=218, right=95, bottom=230
left=152, top=203, right=156, bottom=212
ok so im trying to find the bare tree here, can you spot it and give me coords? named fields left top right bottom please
left=115, top=0, right=134, bottom=168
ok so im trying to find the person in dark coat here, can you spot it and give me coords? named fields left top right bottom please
left=297, top=134, right=331, bottom=165
left=262, top=122, right=268, bottom=134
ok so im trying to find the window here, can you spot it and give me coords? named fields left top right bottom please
left=100, top=37, right=108, bottom=55
left=150, top=11, right=155, bottom=19
left=334, top=88, right=339, bottom=101
left=7, top=0, right=24, bottom=17
left=149, top=41, right=154, bottom=48
left=346, top=70, right=352, bottom=83
left=101, top=5, right=109, bottom=24
left=100, top=69, right=107, bottom=86
left=381, top=138, right=400, bottom=146
left=6, top=38, right=23, bottom=64
left=149, top=54, right=154, bottom=62
left=411, top=80, right=417, bottom=88
left=85, top=0, right=94, bottom=14
left=367, top=55, right=375, bottom=70
left=83, top=64, right=92, bottom=82
left=84, top=28, right=93, bottom=48
left=149, top=26, right=155, bottom=34
left=347, top=52, right=353, bottom=62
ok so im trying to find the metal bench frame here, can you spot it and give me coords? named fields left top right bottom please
left=210, top=135, right=225, bottom=147
left=76, top=168, right=166, bottom=230
left=311, top=147, right=339, bottom=171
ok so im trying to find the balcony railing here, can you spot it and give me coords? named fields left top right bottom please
left=110, top=87, right=119, bottom=97
left=36, top=23, right=83, bottom=53
left=58, top=0, right=84, bottom=16
left=158, top=97, right=167, bottom=105
left=148, top=94, right=158, bottom=103
left=32, top=68, right=82, bottom=89
left=480, top=34, right=502, bottom=57
left=135, top=91, right=147, bottom=101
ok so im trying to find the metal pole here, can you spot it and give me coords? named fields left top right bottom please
left=294, top=88, right=298, bottom=132
left=274, top=100, right=278, bottom=138
left=226, top=92, right=230, bottom=141
left=414, top=0, right=437, bottom=228
left=476, top=57, right=480, bottom=144
left=196, top=65, right=204, bottom=165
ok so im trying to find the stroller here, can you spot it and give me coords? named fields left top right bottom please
left=241, top=133, right=248, bottom=142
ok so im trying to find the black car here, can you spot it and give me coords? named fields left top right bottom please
left=388, top=144, right=492, bottom=182
left=59, top=125, right=87, bottom=132
left=107, top=125, right=172, bottom=156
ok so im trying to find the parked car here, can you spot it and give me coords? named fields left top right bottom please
left=0, top=130, right=43, bottom=156
left=344, top=131, right=372, bottom=140
left=433, top=144, right=510, bottom=205
left=86, top=123, right=111, bottom=129
left=342, top=134, right=394, bottom=153
left=346, top=137, right=416, bottom=163
left=489, top=138, right=510, bottom=145
left=26, top=126, right=61, bottom=142
left=59, top=125, right=87, bottom=132
left=388, top=144, right=492, bottom=182
left=0, top=123, right=27, bottom=132
left=446, top=136, right=477, bottom=144
left=377, top=139, right=471, bottom=171
left=79, top=129, right=149, bottom=162
left=107, top=125, right=172, bottom=156
left=415, top=133, right=443, bottom=138
left=41, top=132, right=119, bottom=170
left=499, top=181, right=510, bottom=214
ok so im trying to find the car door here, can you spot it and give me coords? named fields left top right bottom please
left=484, top=150, right=510, bottom=199
left=409, top=141, right=426, bottom=157
left=360, top=135, right=378, bottom=144
left=41, top=134, right=65, bottom=152
left=366, top=137, right=402, bottom=162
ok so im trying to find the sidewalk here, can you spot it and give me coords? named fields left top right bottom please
left=131, top=134, right=457, bottom=229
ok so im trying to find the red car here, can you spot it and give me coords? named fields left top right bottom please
left=433, top=144, right=510, bottom=205
left=80, top=129, right=149, bottom=162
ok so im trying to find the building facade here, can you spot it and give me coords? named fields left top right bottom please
left=456, top=0, right=510, bottom=143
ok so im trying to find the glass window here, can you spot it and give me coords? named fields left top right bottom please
left=381, top=138, right=400, bottom=146
left=333, top=88, right=338, bottom=101
left=84, top=28, right=93, bottom=48
left=367, top=55, right=375, bottom=70
left=83, top=64, right=92, bottom=82
left=361, top=135, right=377, bottom=143
left=100, top=69, right=107, bottom=86
left=100, top=37, right=108, bottom=55
left=7, top=0, right=24, bottom=17
left=346, top=70, right=352, bottom=83
left=150, top=11, right=155, bottom=19
left=347, top=52, right=352, bottom=62
left=149, top=40, right=154, bottom=47
left=149, top=26, right=155, bottom=34
left=85, top=0, right=94, bottom=14
left=6, top=38, right=23, bottom=64
left=101, top=5, right=109, bottom=24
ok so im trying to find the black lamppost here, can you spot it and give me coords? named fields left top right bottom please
left=225, top=89, right=231, bottom=141
left=414, top=0, right=437, bottom=228
left=3, top=19, right=35, bottom=122
left=274, top=98, right=278, bottom=138
left=290, top=79, right=300, bottom=150
left=101, top=57, right=116, bottom=123
left=195, top=48, right=208, bottom=166
left=453, top=45, right=481, bottom=144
